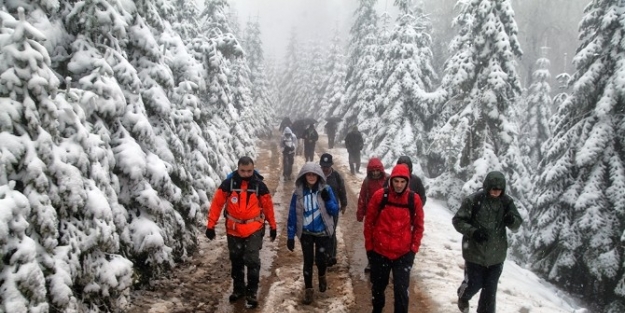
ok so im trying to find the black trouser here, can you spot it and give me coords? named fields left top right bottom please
left=370, top=251, right=415, bottom=313
left=328, top=131, right=336, bottom=148
left=282, top=152, right=294, bottom=178
left=304, top=142, right=316, bottom=162
left=227, top=229, right=263, bottom=296
left=457, top=262, right=504, bottom=313
left=348, top=150, right=361, bottom=173
left=300, top=233, right=331, bottom=288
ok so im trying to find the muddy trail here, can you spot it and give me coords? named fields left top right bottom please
left=127, top=132, right=438, bottom=313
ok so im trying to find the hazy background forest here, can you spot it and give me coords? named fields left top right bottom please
left=2, top=0, right=623, bottom=313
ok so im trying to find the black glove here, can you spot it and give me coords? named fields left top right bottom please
left=205, top=228, right=215, bottom=240
left=320, top=188, right=330, bottom=201
left=287, top=239, right=295, bottom=251
left=340, top=206, right=347, bottom=214
left=270, top=229, right=277, bottom=242
left=366, top=250, right=375, bottom=261
left=503, top=213, right=515, bottom=226
left=472, top=228, right=488, bottom=243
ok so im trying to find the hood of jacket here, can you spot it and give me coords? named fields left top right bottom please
left=396, top=156, right=413, bottom=173
left=295, top=162, right=326, bottom=187
left=388, top=164, right=411, bottom=194
left=483, top=171, right=506, bottom=193
left=283, top=127, right=294, bottom=136
left=366, top=158, right=384, bottom=173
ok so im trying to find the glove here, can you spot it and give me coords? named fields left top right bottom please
left=340, top=206, right=347, bottom=214
left=205, top=228, right=216, bottom=240
left=503, top=213, right=515, bottom=226
left=270, top=229, right=277, bottom=242
left=366, top=250, right=374, bottom=261
left=287, top=239, right=295, bottom=252
left=472, top=228, right=488, bottom=243
left=320, top=188, right=330, bottom=201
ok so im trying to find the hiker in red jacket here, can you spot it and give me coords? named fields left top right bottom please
left=356, top=157, right=388, bottom=273
left=364, top=163, right=424, bottom=313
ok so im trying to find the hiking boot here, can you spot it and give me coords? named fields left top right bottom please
left=457, top=298, right=469, bottom=313
left=245, top=294, right=258, bottom=309
left=229, top=290, right=245, bottom=303
left=303, top=288, right=314, bottom=305
left=319, top=276, right=327, bottom=292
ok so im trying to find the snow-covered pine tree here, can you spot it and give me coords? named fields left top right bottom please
left=173, top=0, right=201, bottom=41
left=242, top=18, right=274, bottom=138
left=0, top=9, right=53, bottom=312
left=278, top=29, right=301, bottom=116
left=522, top=49, right=553, bottom=168
left=369, top=0, right=438, bottom=174
left=530, top=1, right=625, bottom=310
left=428, top=0, right=528, bottom=210
left=335, top=0, right=379, bottom=139
left=319, top=27, right=347, bottom=121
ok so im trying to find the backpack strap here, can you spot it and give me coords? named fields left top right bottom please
left=378, top=188, right=416, bottom=226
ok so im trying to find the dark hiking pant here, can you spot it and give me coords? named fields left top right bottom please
left=348, top=150, right=361, bottom=174
left=300, top=233, right=331, bottom=289
left=370, top=251, right=415, bottom=313
left=227, top=229, right=263, bottom=296
left=328, top=214, right=339, bottom=263
left=282, top=152, right=294, bottom=179
left=328, top=131, right=336, bottom=148
left=304, top=142, right=316, bottom=162
left=457, top=262, right=504, bottom=313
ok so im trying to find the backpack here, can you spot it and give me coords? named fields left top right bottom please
left=282, top=134, right=295, bottom=154
left=378, top=187, right=417, bottom=226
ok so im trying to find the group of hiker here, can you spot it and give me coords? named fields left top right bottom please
left=205, top=120, right=523, bottom=313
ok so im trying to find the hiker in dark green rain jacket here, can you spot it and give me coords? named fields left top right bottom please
left=452, top=171, right=522, bottom=313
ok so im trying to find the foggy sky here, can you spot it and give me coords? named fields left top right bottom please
left=228, top=0, right=398, bottom=60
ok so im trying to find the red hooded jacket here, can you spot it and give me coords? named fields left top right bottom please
left=364, top=164, right=424, bottom=260
left=357, top=158, right=388, bottom=222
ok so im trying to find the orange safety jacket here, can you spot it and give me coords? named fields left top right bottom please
left=206, top=173, right=276, bottom=238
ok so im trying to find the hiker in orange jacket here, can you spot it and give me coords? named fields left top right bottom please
left=205, top=156, right=277, bottom=309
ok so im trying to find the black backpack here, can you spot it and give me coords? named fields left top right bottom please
left=378, top=187, right=417, bottom=226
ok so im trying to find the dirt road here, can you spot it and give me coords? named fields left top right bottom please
left=126, top=133, right=438, bottom=313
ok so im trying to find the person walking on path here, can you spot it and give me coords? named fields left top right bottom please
left=281, top=127, right=297, bottom=181
left=302, top=123, right=319, bottom=162
left=205, top=157, right=278, bottom=309
left=452, top=171, right=523, bottom=313
left=324, top=120, right=339, bottom=149
left=364, top=163, right=424, bottom=313
left=344, top=126, right=364, bottom=174
left=356, top=157, right=388, bottom=273
left=286, top=162, right=339, bottom=305
left=384, top=156, right=427, bottom=205
left=319, top=153, right=347, bottom=267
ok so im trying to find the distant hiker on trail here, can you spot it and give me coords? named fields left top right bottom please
left=324, top=119, right=339, bottom=149
left=205, top=157, right=277, bottom=309
left=384, top=156, right=427, bottom=205
left=286, top=162, right=339, bottom=305
left=281, top=127, right=297, bottom=181
left=279, top=117, right=292, bottom=132
left=319, top=153, right=347, bottom=267
left=452, top=171, right=522, bottom=313
left=356, top=157, right=388, bottom=273
left=364, top=163, right=424, bottom=313
left=302, top=123, right=319, bottom=162
left=344, top=126, right=364, bottom=174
